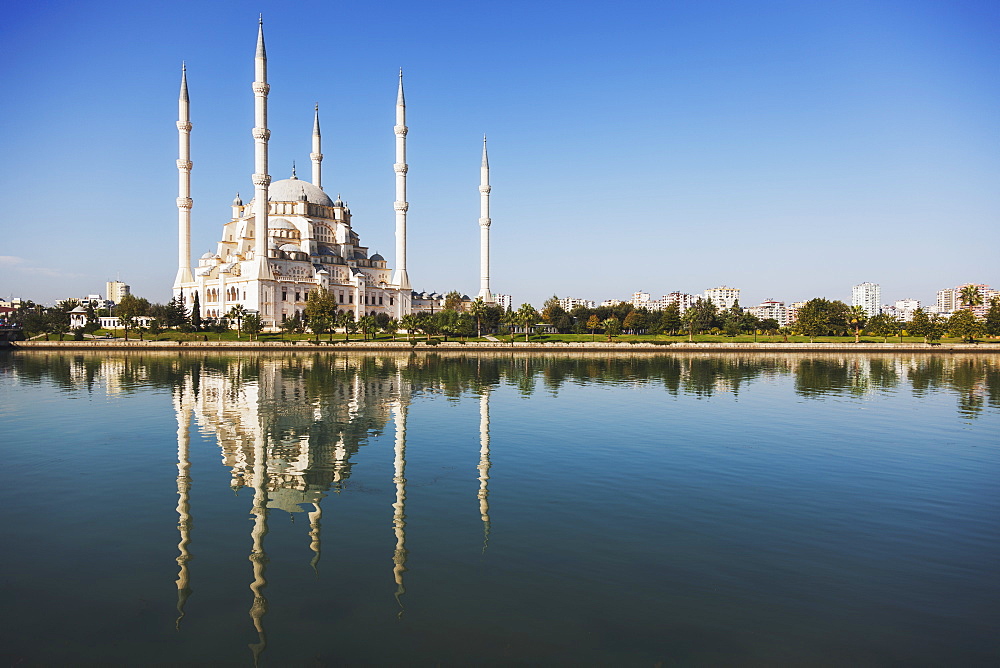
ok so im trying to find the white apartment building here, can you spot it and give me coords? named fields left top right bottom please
left=852, top=282, right=881, bottom=318
left=557, top=297, right=596, bottom=311
left=631, top=292, right=652, bottom=308
left=787, top=301, right=807, bottom=324
left=658, top=292, right=696, bottom=313
left=600, top=299, right=625, bottom=307
left=747, top=300, right=789, bottom=327
left=494, top=294, right=513, bottom=311
left=704, top=286, right=740, bottom=310
left=939, top=284, right=996, bottom=319
left=892, top=298, right=920, bottom=321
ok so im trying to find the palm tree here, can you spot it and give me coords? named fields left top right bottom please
left=847, top=305, right=868, bottom=344
left=227, top=305, right=247, bottom=339
left=601, top=317, right=621, bottom=342
left=358, top=314, right=377, bottom=341
left=469, top=297, right=487, bottom=338
left=400, top=314, right=419, bottom=341
left=337, top=310, right=356, bottom=342
left=959, top=285, right=983, bottom=315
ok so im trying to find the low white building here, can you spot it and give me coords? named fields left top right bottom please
left=657, top=292, right=696, bottom=313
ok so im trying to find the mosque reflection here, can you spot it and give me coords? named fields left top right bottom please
left=168, top=355, right=496, bottom=664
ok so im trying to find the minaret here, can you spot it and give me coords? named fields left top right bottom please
left=392, top=70, right=411, bottom=291
left=251, top=18, right=272, bottom=279
left=477, top=135, right=493, bottom=302
left=174, top=63, right=194, bottom=289
left=310, top=104, right=323, bottom=189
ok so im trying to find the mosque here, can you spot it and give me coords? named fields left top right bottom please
left=172, top=20, right=495, bottom=328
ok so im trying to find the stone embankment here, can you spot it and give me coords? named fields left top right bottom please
left=9, top=340, right=1000, bottom=353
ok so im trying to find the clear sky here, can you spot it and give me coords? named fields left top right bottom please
left=2, top=0, right=997, bottom=308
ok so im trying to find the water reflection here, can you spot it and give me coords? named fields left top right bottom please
left=1, top=350, right=998, bottom=665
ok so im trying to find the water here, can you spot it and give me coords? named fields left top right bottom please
left=1, top=351, right=998, bottom=666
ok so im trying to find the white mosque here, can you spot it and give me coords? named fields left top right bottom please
left=172, top=19, right=495, bottom=328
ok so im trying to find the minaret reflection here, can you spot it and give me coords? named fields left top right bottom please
left=247, top=429, right=270, bottom=667
left=391, top=399, right=408, bottom=616
left=478, top=388, right=491, bottom=552
left=173, top=387, right=193, bottom=630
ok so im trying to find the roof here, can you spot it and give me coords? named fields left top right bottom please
left=266, top=177, right=334, bottom=207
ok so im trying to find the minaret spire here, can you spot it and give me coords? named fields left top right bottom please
left=251, top=17, right=272, bottom=284
left=174, top=63, right=194, bottom=289
left=391, top=69, right=411, bottom=291
left=477, top=135, right=493, bottom=302
left=311, top=104, right=323, bottom=189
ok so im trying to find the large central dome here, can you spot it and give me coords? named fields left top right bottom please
left=267, top=177, right=335, bottom=207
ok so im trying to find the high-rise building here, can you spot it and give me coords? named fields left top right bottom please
left=852, top=282, right=881, bottom=318
left=106, top=281, right=130, bottom=304
left=893, top=298, right=920, bottom=321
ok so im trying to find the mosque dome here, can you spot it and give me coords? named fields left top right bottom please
left=370, top=253, right=385, bottom=262
left=267, top=178, right=334, bottom=206
left=269, top=217, right=296, bottom=230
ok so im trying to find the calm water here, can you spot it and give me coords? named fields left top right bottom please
left=1, top=351, right=998, bottom=667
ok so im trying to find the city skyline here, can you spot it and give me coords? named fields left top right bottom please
left=2, top=0, right=997, bottom=307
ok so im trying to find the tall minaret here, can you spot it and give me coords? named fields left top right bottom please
left=477, top=135, right=493, bottom=302
left=392, top=70, right=411, bottom=291
left=251, top=18, right=272, bottom=279
left=310, top=104, right=323, bottom=189
left=174, top=64, right=193, bottom=289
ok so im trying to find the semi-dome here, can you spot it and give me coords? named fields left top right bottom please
left=269, top=217, right=296, bottom=230
left=267, top=178, right=334, bottom=207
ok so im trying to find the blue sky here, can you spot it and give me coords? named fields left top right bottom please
left=2, top=0, right=997, bottom=308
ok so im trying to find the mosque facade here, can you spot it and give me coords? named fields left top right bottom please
left=172, top=20, right=422, bottom=328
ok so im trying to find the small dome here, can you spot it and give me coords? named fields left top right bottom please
left=266, top=178, right=334, bottom=207
left=280, top=243, right=301, bottom=253
left=316, top=245, right=339, bottom=256
left=232, top=193, right=243, bottom=206
left=201, top=252, right=214, bottom=259
left=269, top=218, right=296, bottom=230
left=370, top=253, right=385, bottom=262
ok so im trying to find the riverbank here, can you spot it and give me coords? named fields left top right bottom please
left=8, top=339, right=1000, bottom=352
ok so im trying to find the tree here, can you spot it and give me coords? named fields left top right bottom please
left=280, top=314, right=302, bottom=339
left=338, top=309, right=357, bottom=342
left=515, top=303, right=540, bottom=342
left=948, top=310, right=984, bottom=342
left=190, top=293, right=203, bottom=331
left=659, top=304, right=682, bottom=336
left=358, top=314, right=377, bottom=341
left=243, top=313, right=263, bottom=341
left=586, top=314, right=601, bottom=341
left=116, top=294, right=145, bottom=341
left=985, top=297, right=1000, bottom=337
left=601, top=317, right=621, bottom=342
left=400, top=314, right=419, bottom=341
left=622, top=311, right=645, bottom=335
left=227, top=304, right=248, bottom=338
left=468, top=297, right=487, bottom=337
left=908, top=308, right=931, bottom=342
left=305, top=289, right=337, bottom=341
left=541, top=296, right=572, bottom=333
left=443, top=290, right=464, bottom=311
left=682, top=298, right=716, bottom=341
left=164, top=297, right=187, bottom=328
left=959, top=285, right=983, bottom=314
left=867, top=312, right=901, bottom=343
left=795, top=298, right=847, bottom=342
left=846, top=305, right=868, bottom=344
left=384, top=317, right=400, bottom=341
